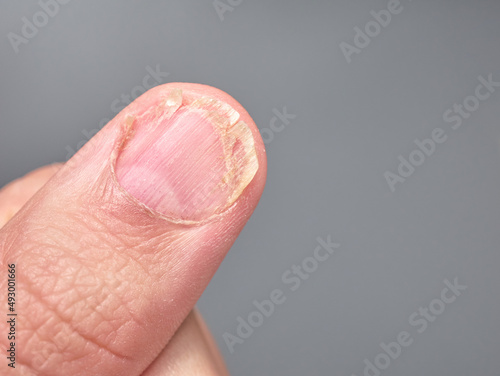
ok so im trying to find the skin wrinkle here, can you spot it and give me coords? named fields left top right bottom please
left=19, top=277, right=130, bottom=372
left=24, top=274, right=135, bottom=365
left=0, top=84, right=267, bottom=375
left=72, top=258, right=147, bottom=335
left=24, top=321, right=81, bottom=368
left=25, top=220, right=83, bottom=257
left=35, top=202, right=159, bottom=288
left=0, top=225, right=23, bottom=265
left=87, top=291, right=133, bottom=345
left=79, top=189, right=187, bottom=264
left=10, top=359, right=39, bottom=376
left=70, top=268, right=121, bottom=324
left=75, top=222, right=151, bottom=278
left=32, top=217, right=166, bottom=340
left=13, top=222, right=150, bottom=366
left=28, top=329, right=106, bottom=375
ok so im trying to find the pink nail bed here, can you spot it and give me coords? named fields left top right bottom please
left=115, top=89, right=258, bottom=221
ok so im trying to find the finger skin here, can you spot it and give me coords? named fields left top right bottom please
left=0, top=83, right=266, bottom=375
left=0, top=164, right=228, bottom=376
left=141, top=310, right=229, bottom=376
left=0, top=165, right=232, bottom=375
left=1, top=166, right=228, bottom=375
left=0, top=164, right=62, bottom=228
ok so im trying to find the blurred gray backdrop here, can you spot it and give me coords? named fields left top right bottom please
left=1, top=1, right=500, bottom=375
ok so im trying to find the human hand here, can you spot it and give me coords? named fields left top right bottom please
left=0, top=83, right=267, bottom=375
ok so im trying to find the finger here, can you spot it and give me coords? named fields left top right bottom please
left=2, top=166, right=228, bottom=375
left=141, top=309, right=229, bottom=376
left=0, top=164, right=62, bottom=228
left=0, top=83, right=266, bottom=376
left=0, top=166, right=228, bottom=375
left=1, top=165, right=228, bottom=375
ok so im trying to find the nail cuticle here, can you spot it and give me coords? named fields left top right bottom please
left=111, top=88, right=258, bottom=224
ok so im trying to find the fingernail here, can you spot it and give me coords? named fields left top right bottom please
left=115, top=88, right=259, bottom=221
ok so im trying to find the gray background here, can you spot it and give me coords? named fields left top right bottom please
left=1, top=0, right=500, bottom=375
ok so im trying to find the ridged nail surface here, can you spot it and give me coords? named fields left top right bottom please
left=115, top=89, right=259, bottom=221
